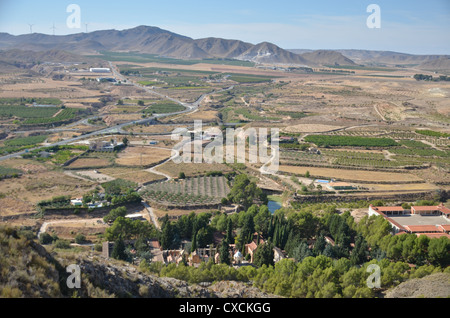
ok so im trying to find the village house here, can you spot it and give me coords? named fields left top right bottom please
left=89, top=140, right=124, bottom=152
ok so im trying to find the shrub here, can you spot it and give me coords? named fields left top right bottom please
left=74, top=234, right=86, bottom=244
left=39, top=232, right=54, bottom=245
left=53, top=239, right=71, bottom=249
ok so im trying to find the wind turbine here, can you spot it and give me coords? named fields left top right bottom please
left=50, top=23, right=56, bottom=36
left=85, top=23, right=89, bottom=33
left=28, top=23, right=34, bottom=34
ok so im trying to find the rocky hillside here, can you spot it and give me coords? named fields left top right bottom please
left=384, top=273, right=450, bottom=298
left=0, top=226, right=276, bottom=298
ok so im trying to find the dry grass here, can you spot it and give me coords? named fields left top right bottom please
left=153, top=160, right=234, bottom=178
left=0, top=171, right=96, bottom=204
left=125, top=124, right=188, bottom=135
left=278, top=165, right=424, bottom=183
left=284, top=124, right=345, bottom=133
left=46, top=221, right=107, bottom=241
left=152, top=207, right=216, bottom=219
left=67, top=158, right=112, bottom=169
left=98, top=167, right=165, bottom=184
left=360, top=183, right=439, bottom=191
left=0, top=198, right=36, bottom=216
left=115, top=146, right=172, bottom=167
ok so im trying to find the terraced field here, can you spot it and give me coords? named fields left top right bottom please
left=140, top=175, right=230, bottom=207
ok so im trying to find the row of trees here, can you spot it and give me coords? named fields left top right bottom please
left=414, top=74, right=450, bottom=82
left=140, top=253, right=449, bottom=298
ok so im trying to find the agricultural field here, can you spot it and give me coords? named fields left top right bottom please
left=152, top=160, right=235, bottom=178
left=97, top=167, right=165, bottom=184
left=143, top=101, right=186, bottom=114
left=115, top=146, right=172, bottom=167
left=278, top=165, right=424, bottom=183
left=93, top=51, right=256, bottom=67
left=140, top=175, right=230, bottom=207
left=304, top=135, right=398, bottom=148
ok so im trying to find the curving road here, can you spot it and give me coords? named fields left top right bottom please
left=0, top=61, right=233, bottom=162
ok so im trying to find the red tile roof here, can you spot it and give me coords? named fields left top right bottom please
left=412, top=206, right=440, bottom=211
left=405, top=225, right=440, bottom=233
left=438, top=206, right=450, bottom=215
left=374, top=206, right=404, bottom=212
left=415, top=233, right=450, bottom=239
left=438, top=225, right=450, bottom=232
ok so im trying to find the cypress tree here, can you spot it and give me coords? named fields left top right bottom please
left=226, top=218, right=233, bottom=245
left=112, top=237, right=127, bottom=261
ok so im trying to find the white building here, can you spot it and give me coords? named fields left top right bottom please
left=89, top=68, right=111, bottom=73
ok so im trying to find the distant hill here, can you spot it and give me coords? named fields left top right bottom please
left=0, top=25, right=345, bottom=66
left=0, top=48, right=85, bottom=63
left=236, top=42, right=310, bottom=65
left=418, top=56, right=450, bottom=72
left=335, top=49, right=450, bottom=66
left=195, top=37, right=254, bottom=59
left=299, top=50, right=356, bottom=66
left=0, top=48, right=101, bottom=73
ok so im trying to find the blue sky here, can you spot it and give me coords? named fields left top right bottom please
left=0, top=0, right=449, bottom=54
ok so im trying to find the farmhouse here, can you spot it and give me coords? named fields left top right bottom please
left=96, top=77, right=116, bottom=83
left=70, top=198, right=83, bottom=206
left=89, top=140, right=124, bottom=152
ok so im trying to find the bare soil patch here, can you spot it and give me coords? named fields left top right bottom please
left=278, top=165, right=424, bottom=183
left=67, top=158, right=112, bottom=169
left=99, top=167, right=165, bottom=184
left=115, top=146, right=172, bottom=167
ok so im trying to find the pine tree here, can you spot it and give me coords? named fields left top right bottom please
left=111, top=238, right=127, bottom=261
left=313, top=235, right=326, bottom=256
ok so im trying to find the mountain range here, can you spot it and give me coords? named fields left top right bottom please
left=0, top=25, right=353, bottom=66
left=0, top=25, right=448, bottom=70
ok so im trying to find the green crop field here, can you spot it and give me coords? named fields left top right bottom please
left=4, top=135, right=48, bottom=147
left=93, top=51, right=255, bottom=67
left=143, top=102, right=186, bottom=114
left=304, top=135, right=398, bottom=148
left=0, top=105, right=60, bottom=118
left=415, top=129, right=450, bottom=138
left=0, top=105, right=78, bottom=125
left=22, top=108, right=78, bottom=125
left=227, top=74, right=275, bottom=83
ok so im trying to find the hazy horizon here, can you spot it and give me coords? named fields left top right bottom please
left=0, top=0, right=449, bottom=55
